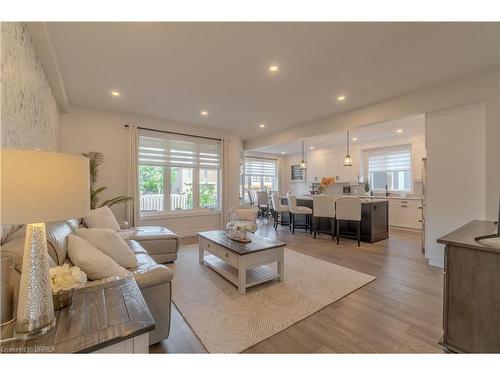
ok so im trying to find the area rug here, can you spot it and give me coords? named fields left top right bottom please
left=169, top=244, right=375, bottom=353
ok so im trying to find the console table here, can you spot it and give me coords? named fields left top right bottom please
left=1, top=276, right=154, bottom=353
left=437, top=220, right=500, bottom=353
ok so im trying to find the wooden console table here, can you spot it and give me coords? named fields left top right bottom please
left=1, top=276, right=154, bottom=353
left=437, top=220, right=500, bottom=353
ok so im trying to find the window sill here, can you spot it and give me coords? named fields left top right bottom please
left=140, top=209, right=221, bottom=221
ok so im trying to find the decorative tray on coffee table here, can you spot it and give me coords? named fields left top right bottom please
left=225, top=233, right=252, bottom=243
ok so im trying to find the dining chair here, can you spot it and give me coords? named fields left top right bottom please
left=312, top=196, right=336, bottom=240
left=287, top=194, right=313, bottom=234
left=247, top=190, right=254, bottom=205
left=335, top=197, right=362, bottom=247
left=271, top=193, right=290, bottom=230
left=256, top=191, right=270, bottom=218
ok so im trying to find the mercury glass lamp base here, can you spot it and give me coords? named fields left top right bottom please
left=15, top=223, right=55, bottom=335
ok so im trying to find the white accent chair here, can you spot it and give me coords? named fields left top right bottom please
left=312, top=196, right=336, bottom=240
left=247, top=190, right=255, bottom=205
left=287, top=194, right=313, bottom=234
left=226, top=205, right=259, bottom=233
left=335, top=197, right=362, bottom=247
left=271, top=193, right=290, bottom=230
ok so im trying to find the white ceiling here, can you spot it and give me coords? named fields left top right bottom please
left=251, top=114, right=425, bottom=155
left=46, top=22, right=498, bottom=140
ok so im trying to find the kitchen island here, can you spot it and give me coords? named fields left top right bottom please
left=280, top=196, right=389, bottom=243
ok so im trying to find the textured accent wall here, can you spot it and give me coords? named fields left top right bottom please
left=1, top=22, right=61, bottom=243
left=1, top=22, right=60, bottom=151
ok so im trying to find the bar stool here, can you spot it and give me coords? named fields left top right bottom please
left=271, top=194, right=290, bottom=230
left=335, top=197, right=362, bottom=247
left=247, top=190, right=254, bottom=205
left=312, top=196, right=336, bottom=240
left=287, top=194, right=313, bottom=234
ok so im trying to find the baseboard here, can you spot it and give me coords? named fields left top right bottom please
left=175, top=226, right=223, bottom=238
left=428, top=258, right=444, bottom=269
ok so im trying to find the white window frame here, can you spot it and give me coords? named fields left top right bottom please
left=241, top=157, right=278, bottom=203
left=364, top=144, right=413, bottom=194
left=138, top=130, right=222, bottom=218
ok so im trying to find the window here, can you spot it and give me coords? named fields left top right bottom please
left=366, top=145, right=411, bottom=192
left=138, top=131, right=221, bottom=215
left=241, top=157, right=278, bottom=203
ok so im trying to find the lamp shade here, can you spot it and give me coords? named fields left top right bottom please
left=1, top=149, right=90, bottom=224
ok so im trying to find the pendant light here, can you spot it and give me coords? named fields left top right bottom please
left=300, top=140, right=307, bottom=170
left=343, top=130, right=353, bottom=167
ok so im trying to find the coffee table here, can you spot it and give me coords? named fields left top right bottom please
left=197, top=230, right=286, bottom=294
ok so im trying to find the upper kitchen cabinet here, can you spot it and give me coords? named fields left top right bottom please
left=306, top=150, right=328, bottom=182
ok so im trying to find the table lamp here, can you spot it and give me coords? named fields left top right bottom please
left=1, top=149, right=89, bottom=336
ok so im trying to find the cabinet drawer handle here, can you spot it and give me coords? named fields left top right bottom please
left=401, top=201, right=408, bottom=204
left=206, top=243, right=210, bottom=248
left=401, top=205, right=408, bottom=208
left=225, top=253, right=229, bottom=258
left=418, top=220, right=422, bottom=223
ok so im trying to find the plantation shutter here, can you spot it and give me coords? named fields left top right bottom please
left=368, top=146, right=411, bottom=173
left=138, top=131, right=221, bottom=169
left=244, top=158, right=277, bottom=177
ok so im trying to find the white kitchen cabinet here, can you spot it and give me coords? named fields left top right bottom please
left=388, top=199, right=422, bottom=229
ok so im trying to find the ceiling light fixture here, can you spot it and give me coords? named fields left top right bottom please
left=259, top=123, right=266, bottom=128
left=111, top=91, right=120, bottom=97
left=337, top=95, right=346, bottom=102
left=352, top=137, right=358, bottom=141
left=309, top=146, right=314, bottom=150
left=201, top=111, right=208, bottom=116
left=397, top=129, right=403, bottom=133
left=344, top=130, right=353, bottom=167
left=269, top=65, right=279, bottom=72
left=281, top=151, right=285, bottom=155
left=300, top=140, right=307, bottom=170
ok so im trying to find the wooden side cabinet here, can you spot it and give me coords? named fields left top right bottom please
left=1, top=276, right=154, bottom=354
left=437, top=221, right=500, bottom=353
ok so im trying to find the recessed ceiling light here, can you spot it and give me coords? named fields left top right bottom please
left=268, top=65, right=279, bottom=72
left=309, top=146, right=314, bottom=150
left=111, top=90, right=120, bottom=97
left=281, top=151, right=285, bottom=155
left=397, top=129, right=403, bottom=133
left=337, top=95, right=346, bottom=102
left=259, top=123, right=266, bottom=128
left=201, top=111, right=208, bottom=116
left=352, top=137, right=358, bottom=141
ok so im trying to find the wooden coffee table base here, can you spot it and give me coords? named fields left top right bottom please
left=198, top=237, right=285, bottom=294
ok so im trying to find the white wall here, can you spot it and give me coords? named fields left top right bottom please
left=60, top=106, right=243, bottom=237
left=1, top=22, right=61, bottom=243
left=425, top=102, right=486, bottom=267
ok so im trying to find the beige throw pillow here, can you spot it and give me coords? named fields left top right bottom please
left=75, top=228, right=138, bottom=268
left=67, top=235, right=129, bottom=280
left=83, top=206, right=121, bottom=232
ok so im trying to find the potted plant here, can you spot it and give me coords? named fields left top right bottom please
left=318, top=176, right=335, bottom=194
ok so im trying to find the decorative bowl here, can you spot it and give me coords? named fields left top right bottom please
left=52, top=288, right=74, bottom=310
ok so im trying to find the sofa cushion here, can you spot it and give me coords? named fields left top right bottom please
left=45, top=221, right=74, bottom=265
left=83, top=206, right=121, bottom=232
left=68, top=234, right=129, bottom=280
left=126, top=242, right=173, bottom=288
left=75, top=228, right=138, bottom=268
left=129, top=226, right=178, bottom=241
left=0, top=237, right=57, bottom=273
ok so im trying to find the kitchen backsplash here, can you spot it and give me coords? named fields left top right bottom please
left=289, top=180, right=423, bottom=198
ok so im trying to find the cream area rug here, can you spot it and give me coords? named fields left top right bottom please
left=170, top=244, right=375, bottom=353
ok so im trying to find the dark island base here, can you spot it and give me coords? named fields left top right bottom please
left=279, top=198, right=389, bottom=244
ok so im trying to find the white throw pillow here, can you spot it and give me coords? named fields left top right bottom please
left=67, top=234, right=129, bottom=280
left=83, top=206, right=121, bottom=232
left=75, top=228, right=138, bottom=268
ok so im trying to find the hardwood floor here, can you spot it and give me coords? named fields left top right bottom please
left=150, top=220, right=444, bottom=353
